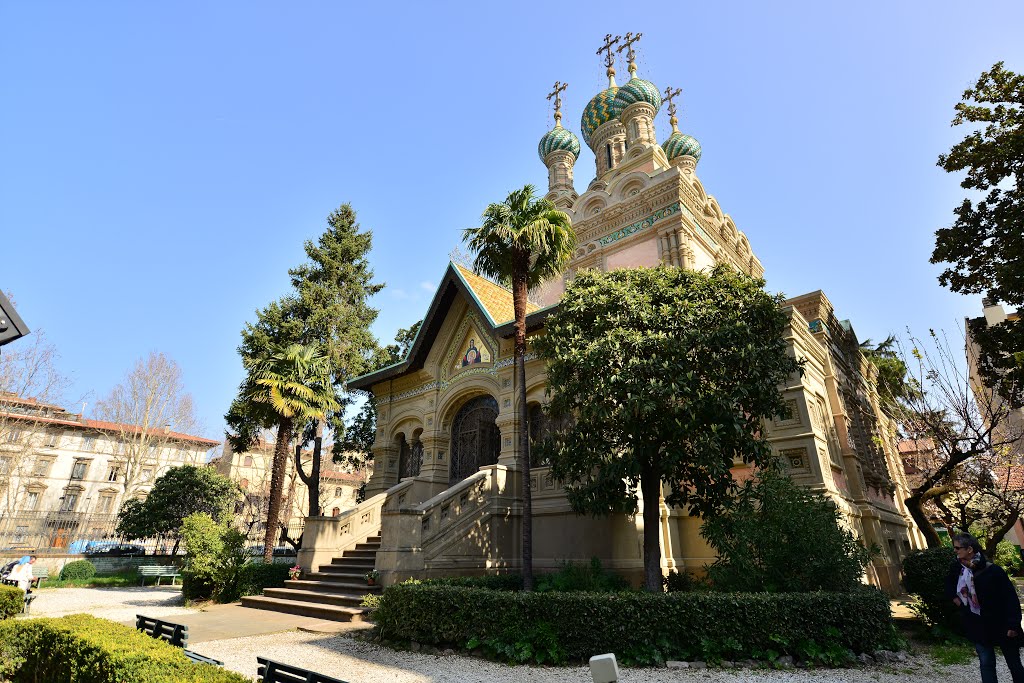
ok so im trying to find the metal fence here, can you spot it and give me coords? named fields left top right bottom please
left=0, top=510, right=179, bottom=556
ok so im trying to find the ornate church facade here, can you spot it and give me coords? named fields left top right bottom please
left=299, top=37, right=923, bottom=593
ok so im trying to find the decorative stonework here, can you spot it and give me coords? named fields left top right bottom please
left=375, top=353, right=539, bottom=404
left=598, top=202, right=680, bottom=246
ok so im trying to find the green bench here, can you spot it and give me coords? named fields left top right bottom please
left=257, top=657, right=348, bottom=683
left=138, top=565, right=180, bottom=586
left=135, top=614, right=224, bottom=666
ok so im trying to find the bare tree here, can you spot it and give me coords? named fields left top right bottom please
left=887, top=330, right=1024, bottom=552
left=93, top=352, right=201, bottom=496
left=0, top=327, right=75, bottom=513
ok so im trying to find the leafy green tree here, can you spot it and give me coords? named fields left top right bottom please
left=701, top=468, right=873, bottom=592
left=230, top=343, right=338, bottom=562
left=534, top=266, right=801, bottom=591
left=933, top=62, right=1024, bottom=404
left=114, top=464, right=238, bottom=554
left=227, top=205, right=383, bottom=529
left=179, top=512, right=248, bottom=602
left=463, top=185, right=575, bottom=591
left=860, top=336, right=919, bottom=416
left=340, top=321, right=422, bottom=476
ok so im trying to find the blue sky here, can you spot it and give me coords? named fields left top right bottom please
left=3, top=2, right=1022, bottom=440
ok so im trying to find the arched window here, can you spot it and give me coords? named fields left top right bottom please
left=450, top=396, right=500, bottom=485
left=243, top=455, right=253, bottom=467
left=397, top=434, right=422, bottom=479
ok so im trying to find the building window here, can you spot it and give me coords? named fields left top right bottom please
left=32, top=458, right=53, bottom=477
left=239, top=478, right=249, bottom=489
left=335, top=487, right=343, bottom=497
left=46, top=432, right=61, bottom=448
left=13, top=526, right=28, bottom=543
left=60, top=492, right=80, bottom=513
left=243, top=455, right=253, bottom=467
left=71, top=460, right=88, bottom=480
left=97, top=495, right=115, bottom=514
left=606, top=144, right=613, bottom=169
left=25, top=491, right=39, bottom=511
left=107, top=466, right=121, bottom=482
left=82, top=435, right=96, bottom=452
left=0, top=456, right=11, bottom=475
left=141, top=468, right=153, bottom=482
left=331, top=507, right=340, bottom=517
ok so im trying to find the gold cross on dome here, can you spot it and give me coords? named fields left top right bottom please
left=663, top=86, right=682, bottom=118
left=596, top=34, right=621, bottom=69
left=547, top=81, right=568, bottom=124
left=616, top=31, right=643, bottom=68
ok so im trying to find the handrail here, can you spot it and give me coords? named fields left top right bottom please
left=297, top=491, right=387, bottom=572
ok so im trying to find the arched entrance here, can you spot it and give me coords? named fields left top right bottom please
left=397, top=429, right=423, bottom=480
left=450, top=395, right=500, bottom=485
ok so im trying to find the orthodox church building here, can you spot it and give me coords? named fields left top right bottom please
left=297, top=37, right=923, bottom=596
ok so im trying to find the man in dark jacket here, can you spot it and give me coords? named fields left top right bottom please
left=946, top=533, right=1024, bottom=683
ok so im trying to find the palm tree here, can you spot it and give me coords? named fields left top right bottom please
left=242, top=343, right=339, bottom=563
left=463, top=184, right=575, bottom=590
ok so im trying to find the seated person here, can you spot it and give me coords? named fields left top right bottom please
left=8, top=555, right=37, bottom=593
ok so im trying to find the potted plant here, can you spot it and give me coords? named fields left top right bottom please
left=364, top=569, right=379, bottom=586
left=288, top=565, right=301, bottom=581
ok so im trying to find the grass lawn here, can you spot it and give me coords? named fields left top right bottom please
left=39, top=575, right=143, bottom=589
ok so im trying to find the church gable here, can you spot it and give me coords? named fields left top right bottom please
left=442, top=314, right=496, bottom=379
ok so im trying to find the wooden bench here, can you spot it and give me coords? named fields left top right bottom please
left=138, top=565, right=181, bottom=586
left=257, top=657, right=349, bottom=683
left=135, top=614, right=224, bottom=667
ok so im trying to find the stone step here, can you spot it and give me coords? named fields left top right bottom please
left=319, top=562, right=374, bottom=574
left=286, top=579, right=382, bottom=594
left=240, top=595, right=364, bottom=622
left=263, top=588, right=366, bottom=607
left=339, top=549, right=378, bottom=559
left=354, top=542, right=380, bottom=552
left=307, top=570, right=372, bottom=582
left=328, top=556, right=375, bottom=567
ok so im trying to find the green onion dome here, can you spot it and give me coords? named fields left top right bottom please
left=612, top=78, right=662, bottom=118
left=537, top=125, right=581, bottom=162
left=581, top=86, right=620, bottom=146
left=662, top=131, right=702, bottom=163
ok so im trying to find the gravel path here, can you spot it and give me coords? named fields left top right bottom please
left=28, top=586, right=193, bottom=623
left=191, top=630, right=986, bottom=683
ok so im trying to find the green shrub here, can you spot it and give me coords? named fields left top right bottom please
left=663, top=568, right=711, bottom=592
left=375, top=583, right=895, bottom=665
left=219, top=562, right=290, bottom=603
left=0, top=585, right=23, bottom=620
left=0, top=613, right=248, bottom=683
left=902, top=546, right=961, bottom=637
left=701, top=468, right=873, bottom=592
left=425, top=574, right=524, bottom=591
left=60, top=559, right=97, bottom=581
left=179, top=512, right=249, bottom=603
left=994, top=540, right=1023, bottom=574
left=535, top=558, right=629, bottom=593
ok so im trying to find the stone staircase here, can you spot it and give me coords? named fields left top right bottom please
left=240, top=535, right=381, bottom=621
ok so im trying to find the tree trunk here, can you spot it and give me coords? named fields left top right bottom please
left=905, top=492, right=942, bottom=548
left=513, top=273, right=534, bottom=591
left=985, top=511, right=1020, bottom=557
left=294, top=420, right=324, bottom=520
left=264, top=417, right=293, bottom=564
left=640, top=464, right=663, bottom=592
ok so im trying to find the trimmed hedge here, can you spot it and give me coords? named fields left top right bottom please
left=902, top=546, right=961, bottom=636
left=0, top=585, right=23, bottom=620
left=375, top=583, right=897, bottom=665
left=60, top=559, right=97, bottom=581
left=0, top=614, right=249, bottom=683
left=220, top=562, right=290, bottom=603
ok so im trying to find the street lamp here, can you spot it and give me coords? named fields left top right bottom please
left=0, top=291, right=30, bottom=348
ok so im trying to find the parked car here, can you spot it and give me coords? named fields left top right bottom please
left=83, top=542, right=145, bottom=557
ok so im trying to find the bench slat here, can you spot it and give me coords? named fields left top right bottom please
left=257, top=657, right=348, bottom=683
left=136, top=614, right=189, bottom=648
